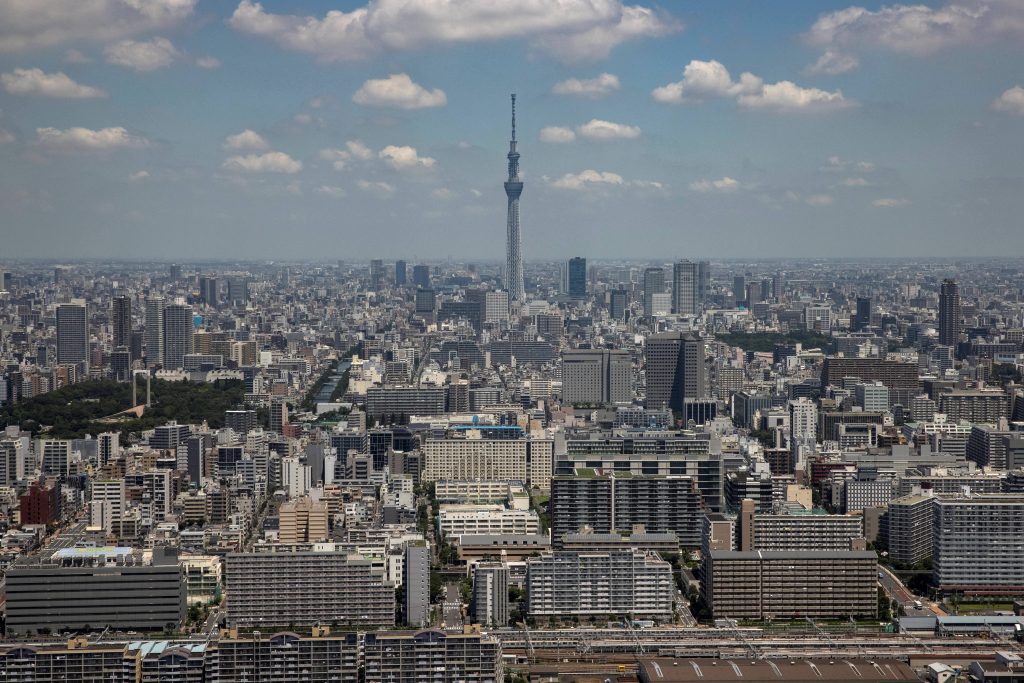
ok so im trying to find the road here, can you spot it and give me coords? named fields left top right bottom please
left=877, top=566, right=944, bottom=617
left=43, top=521, right=88, bottom=553
left=443, top=583, right=464, bottom=629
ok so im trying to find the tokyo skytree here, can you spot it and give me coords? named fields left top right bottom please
left=504, top=94, right=525, bottom=301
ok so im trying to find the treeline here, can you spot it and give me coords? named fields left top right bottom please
left=0, top=379, right=245, bottom=439
left=714, top=330, right=834, bottom=353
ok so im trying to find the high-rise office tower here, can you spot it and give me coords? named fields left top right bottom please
left=162, top=303, right=194, bottom=370
left=227, top=277, right=249, bottom=307
left=144, top=295, right=165, bottom=368
left=643, top=267, right=665, bottom=318
left=412, top=264, right=431, bottom=289
left=394, top=260, right=407, bottom=286
left=199, top=276, right=218, bottom=306
left=56, top=303, right=88, bottom=367
left=111, top=295, right=132, bottom=353
left=567, top=257, right=587, bottom=298
left=169, top=264, right=182, bottom=280
left=733, top=274, right=746, bottom=307
left=504, top=94, right=525, bottom=302
left=370, top=259, right=384, bottom=291
left=697, top=261, right=710, bottom=304
left=645, top=331, right=706, bottom=411
left=938, top=279, right=961, bottom=346
left=672, top=260, right=699, bottom=315
left=609, top=289, right=628, bottom=321
left=855, top=296, right=872, bottom=331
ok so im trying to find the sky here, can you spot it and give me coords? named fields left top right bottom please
left=0, top=0, right=1022, bottom=261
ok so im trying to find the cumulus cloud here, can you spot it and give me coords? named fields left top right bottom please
left=128, top=170, right=150, bottom=182
left=653, top=58, right=852, bottom=112
left=551, top=169, right=624, bottom=189
left=315, top=185, right=346, bottom=197
left=223, top=151, right=302, bottom=173
left=379, top=145, right=435, bottom=169
left=357, top=179, right=395, bottom=195
left=823, top=156, right=876, bottom=173
left=577, top=119, right=641, bottom=140
left=803, top=49, right=859, bottom=76
left=432, top=187, right=456, bottom=199
left=992, top=86, right=1024, bottom=115
left=353, top=73, right=446, bottom=109
left=539, top=126, right=576, bottom=143
left=689, top=177, right=740, bottom=193
left=196, top=56, right=221, bottom=69
left=36, top=126, right=149, bottom=151
left=839, top=177, right=870, bottom=187
left=228, top=0, right=679, bottom=64
left=0, top=0, right=197, bottom=53
left=223, top=129, right=269, bottom=151
left=319, top=148, right=350, bottom=170
left=0, top=130, right=14, bottom=144
left=738, top=80, right=854, bottom=112
left=805, top=1, right=1024, bottom=56
left=1, top=68, right=106, bottom=98
left=104, top=37, right=180, bottom=72
left=346, top=140, right=374, bottom=160
left=552, top=73, right=620, bottom=98
left=64, top=49, right=93, bottom=64
left=872, top=197, right=910, bottom=207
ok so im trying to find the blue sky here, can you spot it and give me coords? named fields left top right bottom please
left=0, top=0, right=1022, bottom=260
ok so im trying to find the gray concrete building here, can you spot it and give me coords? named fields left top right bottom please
left=886, top=493, right=935, bottom=565
left=561, top=349, right=632, bottom=405
left=404, top=541, right=430, bottom=627
left=472, top=561, right=510, bottom=627
left=933, top=495, right=1024, bottom=595
left=363, top=629, right=502, bottom=683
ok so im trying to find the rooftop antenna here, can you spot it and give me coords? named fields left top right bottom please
left=511, top=93, right=516, bottom=142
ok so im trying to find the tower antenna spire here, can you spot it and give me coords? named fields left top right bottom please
left=511, top=93, right=516, bottom=142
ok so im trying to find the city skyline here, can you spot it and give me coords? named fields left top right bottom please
left=0, top=1, right=1021, bottom=260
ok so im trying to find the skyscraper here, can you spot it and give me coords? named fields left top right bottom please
left=370, top=259, right=384, bottom=291
left=643, top=267, right=665, bottom=318
left=144, top=295, right=165, bottom=368
left=112, top=295, right=132, bottom=352
left=938, top=279, right=961, bottom=346
left=199, top=276, right=218, bottom=307
left=854, top=296, right=872, bottom=331
left=163, top=303, right=194, bottom=370
left=672, top=260, right=699, bottom=315
left=394, top=260, right=407, bottom=286
left=412, top=264, right=431, bottom=289
left=697, top=260, right=710, bottom=304
left=733, top=274, right=746, bottom=307
left=645, top=331, right=705, bottom=411
left=566, top=257, right=587, bottom=298
left=56, top=303, right=88, bottom=367
left=504, top=94, right=525, bottom=302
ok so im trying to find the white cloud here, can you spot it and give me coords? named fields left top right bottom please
left=737, top=80, right=853, bottom=113
left=803, top=49, right=859, bottom=76
left=839, top=177, right=870, bottom=187
left=128, top=170, right=150, bottom=182
left=432, top=187, right=456, bottom=199
left=315, top=185, right=346, bottom=197
left=353, top=73, right=446, bottom=109
left=379, top=145, right=435, bottom=170
left=357, top=179, right=395, bottom=195
left=653, top=58, right=851, bottom=112
left=104, top=36, right=179, bottom=72
left=196, top=56, right=221, bottom=69
left=552, top=73, right=620, bottom=98
left=539, top=126, right=576, bottom=143
left=689, top=177, right=740, bottom=193
left=222, top=151, right=302, bottom=174
left=347, top=140, right=375, bottom=160
left=805, top=1, right=1024, bottom=56
left=228, top=0, right=679, bottom=64
left=872, top=197, right=910, bottom=207
left=1, top=68, right=106, bottom=98
left=551, top=169, right=624, bottom=189
left=805, top=193, right=834, bottom=206
left=319, top=148, right=350, bottom=170
left=577, top=118, right=641, bottom=140
left=992, top=86, right=1024, bottom=115
left=0, top=130, right=14, bottom=144
left=0, top=0, right=197, bottom=53
left=36, top=126, right=149, bottom=151
left=223, top=129, right=269, bottom=151
left=823, top=156, right=876, bottom=173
